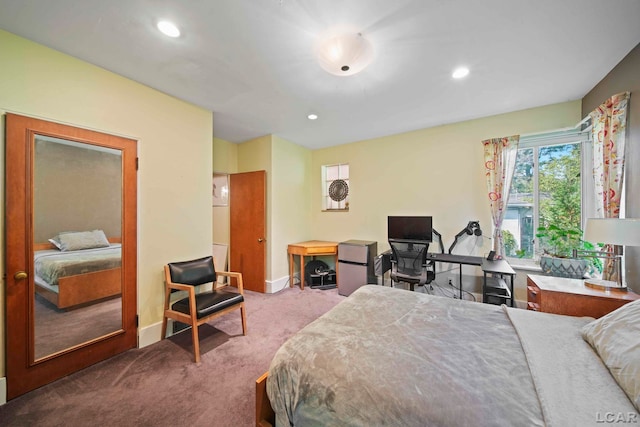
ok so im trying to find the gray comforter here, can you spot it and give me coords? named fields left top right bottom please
left=34, top=244, right=121, bottom=287
left=267, top=285, right=637, bottom=426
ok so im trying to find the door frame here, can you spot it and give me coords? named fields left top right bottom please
left=5, top=113, right=138, bottom=399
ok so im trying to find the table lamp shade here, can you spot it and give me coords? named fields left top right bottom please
left=584, top=219, right=640, bottom=246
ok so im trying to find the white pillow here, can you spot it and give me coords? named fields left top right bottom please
left=582, top=299, right=640, bottom=411
left=57, top=230, right=110, bottom=251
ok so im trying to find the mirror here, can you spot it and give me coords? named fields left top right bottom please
left=32, top=135, right=123, bottom=360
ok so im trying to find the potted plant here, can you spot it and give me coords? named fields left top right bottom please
left=535, top=224, right=602, bottom=278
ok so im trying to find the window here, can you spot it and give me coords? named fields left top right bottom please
left=322, top=163, right=349, bottom=211
left=503, top=130, right=593, bottom=263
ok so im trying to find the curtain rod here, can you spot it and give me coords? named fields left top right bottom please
left=576, top=114, right=592, bottom=127
left=520, top=114, right=591, bottom=139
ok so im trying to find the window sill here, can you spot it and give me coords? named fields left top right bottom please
left=322, top=209, right=349, bottom=212
left=505, top=258, right=542, bottom=272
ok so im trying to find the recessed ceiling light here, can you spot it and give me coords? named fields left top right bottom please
left=307, top=114, right=318, bottom=120
left=157, top=20, right=180, bottom=38
left=452, top=67, right=470, bottom=79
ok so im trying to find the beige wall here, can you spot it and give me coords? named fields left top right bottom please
left=308, top=100, right=582, bottom=298
left=271, top=136, right=312, bottom=282
left=216, top=102, right=582, bottom=295
left=582, top=42, right=640, bottom=292
left=310, top=101, right=581, bottom=249
left=0, top=30, right=213, bottom=377
left=214, top=135, right=312, bottom=289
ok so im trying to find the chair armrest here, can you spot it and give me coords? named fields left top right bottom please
left=216, top=271, right=244, bottom=293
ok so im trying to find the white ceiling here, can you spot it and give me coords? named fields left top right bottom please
left=1, top=0, right=639, bottom=149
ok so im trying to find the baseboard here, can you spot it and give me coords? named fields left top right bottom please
left=266, top=275, right=289, bottom=294
left=0, top=377, right=6, bottom=405
left=138, top=321, right=163, bottom=348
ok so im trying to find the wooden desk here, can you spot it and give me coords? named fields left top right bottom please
left=288, top=240, right=338, bottom=290
left=527, top=274, right=640, bottom=318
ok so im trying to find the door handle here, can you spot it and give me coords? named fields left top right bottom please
left=14, top=271, right=28, bottom=280
left=258, top=238, right=265, bottom=243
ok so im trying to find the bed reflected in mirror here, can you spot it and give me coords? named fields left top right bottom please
left=33, top=135, right=123, bottom=360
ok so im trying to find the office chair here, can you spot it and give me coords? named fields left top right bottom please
left=162, top=255, right=247, bottom=363
left=389, top=240, right=436, bottom=291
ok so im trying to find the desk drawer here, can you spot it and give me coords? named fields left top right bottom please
left=527, top=280, right=540, bottom=311
left=305, top=246, right=336, bottom=255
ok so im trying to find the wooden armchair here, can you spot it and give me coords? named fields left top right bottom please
left=161, top=255, right=247, bottom=362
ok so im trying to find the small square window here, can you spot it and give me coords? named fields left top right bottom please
left=322, top=163, right=349, bottom=211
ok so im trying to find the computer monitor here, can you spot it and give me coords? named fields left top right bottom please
left=388, top=216, right=433, bottom=242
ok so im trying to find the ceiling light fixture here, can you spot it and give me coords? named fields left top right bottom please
left=307, top=114, right=318, bottom=120
left=452, top=67, right=470, bottom=79
left=316, top=32, right=374, bottom=76
left=157, top=20, right=180, bottom=38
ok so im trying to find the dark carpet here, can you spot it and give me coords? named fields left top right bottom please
left=1, top=286, right=345, bottom=427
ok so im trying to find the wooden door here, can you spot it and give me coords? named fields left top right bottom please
left=230, top=171, right=266, bottom=292
left=5, top=113, right=137, bottom=399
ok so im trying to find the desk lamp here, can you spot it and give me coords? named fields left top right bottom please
left=575, top=218, right=640, bottom=291
left=448, top=221, right=482, bottom=254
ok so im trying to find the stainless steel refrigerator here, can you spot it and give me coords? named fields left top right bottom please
left=338, top=240, right=377, bottom=296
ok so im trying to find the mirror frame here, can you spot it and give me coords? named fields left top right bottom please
left=32, top=135, right=125, bottom=360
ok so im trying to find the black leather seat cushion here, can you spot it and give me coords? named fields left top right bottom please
left=172, top=289, right=244, bottom=319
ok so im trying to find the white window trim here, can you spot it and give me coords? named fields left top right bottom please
left=322, top=163, right=350, bottom=212
left=504, top=126, right=592, bottom=264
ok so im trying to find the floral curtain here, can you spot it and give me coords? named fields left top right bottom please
left=483, top=135, right=519, bottom=258
left=590, top=91, right=630, bottom=281
left=591, top=91, right=630, bottom=218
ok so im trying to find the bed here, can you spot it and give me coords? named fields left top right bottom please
left=34, top=231, right=122, bottom=309
left=258, top=285, right=640, bottom=426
